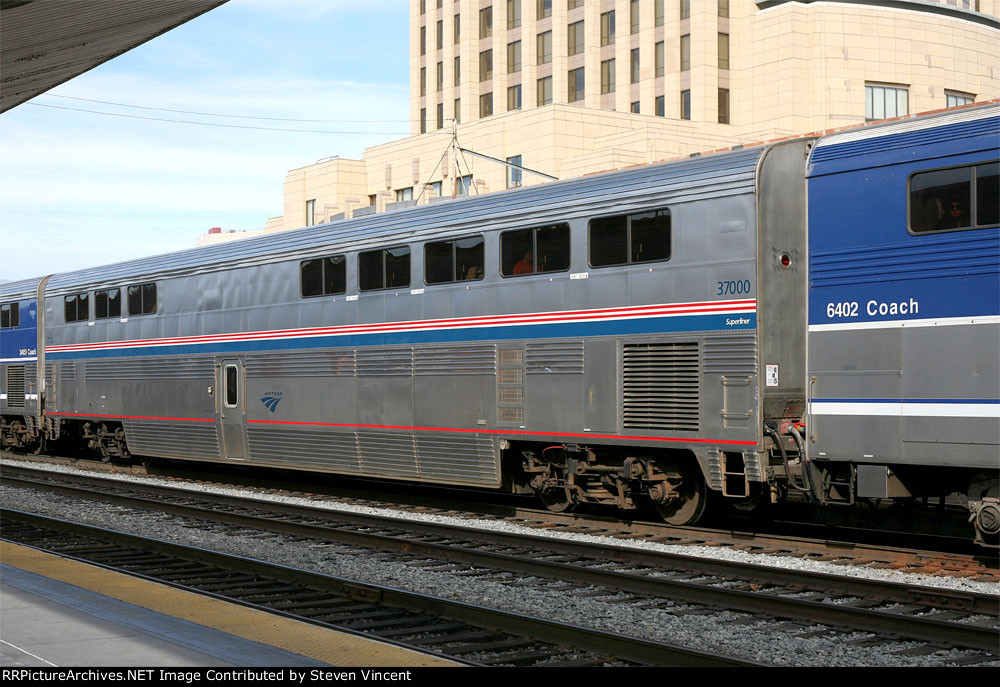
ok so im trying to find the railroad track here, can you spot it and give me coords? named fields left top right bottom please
left=3, top=464, right=999, bottom=662
left=1, top=508, right=757, bottom=667
left=4, top=453, right=996, bottom=578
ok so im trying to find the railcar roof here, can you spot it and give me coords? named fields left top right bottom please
left=13, top=144, right=768, bottom=295
left=809, top=101, right=999, bottom=167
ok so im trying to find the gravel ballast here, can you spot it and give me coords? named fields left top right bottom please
left=2, top=462, right=998, bottom=667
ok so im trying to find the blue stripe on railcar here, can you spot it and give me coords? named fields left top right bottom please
left=44, top=311, right=757, bottom=361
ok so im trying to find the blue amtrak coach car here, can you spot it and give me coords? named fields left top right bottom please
left=1, top=103, right=997, bottom=545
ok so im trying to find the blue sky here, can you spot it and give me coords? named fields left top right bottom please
left=0, top=0, right=411, bottom=283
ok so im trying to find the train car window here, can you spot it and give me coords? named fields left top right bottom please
left=224, top=365, right=238, bottom=408
left=127, top=282, right=157, bottom=315
left=300, top=255, right=346, bottom=298
left=425, top=235, right=485, bottom=284
left=976, top=162, right=999, bottom=227
left=0, top=302, right=18, bottom=329
left=589, top=208, right=671, bottom=267
left=909, top=162, right=999, bottom=234
left=359, top=246, right=411, bottom=291
left=64, top=293, right=89, bottom=322
left=95, top=288, right=121, bottom=319
left=500, top=223, right=570, bottom=276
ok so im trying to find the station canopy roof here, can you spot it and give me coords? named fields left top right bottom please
left=1, top=0, right=228, bottom=113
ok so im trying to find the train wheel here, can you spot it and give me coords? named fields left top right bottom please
left=650, top=459, right=707, bottom=525
left=538, top=485, right=576, bottom=513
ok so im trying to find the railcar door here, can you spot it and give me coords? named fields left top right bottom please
left=218, top=358, right=248, bottom=460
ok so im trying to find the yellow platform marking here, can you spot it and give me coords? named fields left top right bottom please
left=1, top=541, right=461, bottom=667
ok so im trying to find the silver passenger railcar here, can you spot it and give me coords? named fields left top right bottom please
left=2, top=103, right=997, bottom=544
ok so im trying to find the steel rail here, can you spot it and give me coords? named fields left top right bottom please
left=4, top=467, right=999, bottom=653
left=0, top=508, right=760, bottom=667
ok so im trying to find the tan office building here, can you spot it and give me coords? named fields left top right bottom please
left=202, top=0, right=999, bottom=243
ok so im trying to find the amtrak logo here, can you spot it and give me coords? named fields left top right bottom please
left=260, top=393, right=284, bottom=413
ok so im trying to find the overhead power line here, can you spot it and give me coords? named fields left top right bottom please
left=44, top=93, right=419, bottom=123
left=26, top=103, right=441, bottom=136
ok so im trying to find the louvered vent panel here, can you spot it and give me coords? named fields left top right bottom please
left=356, top=348, right=413, bottom=376
left=246, top=350, right=356, bottom=378
left=525, top=341, right=585, bottom=374
left=45, top=363, right=55, bottom=387
left=413, top=344, right=496, bottom=375
left=623, top=342, right=700, bottom=431
left=61, top=362, right=77, bottom=383
left=123, top=420, right=219, bottom=459
left=6, top=365, right=25, bottom=407
left=86, top=358, right=213, bottom=380
left=703, top=335, right=757, bottom=374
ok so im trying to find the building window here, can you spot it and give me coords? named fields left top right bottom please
left=454, top=98, right=461, bottom=123
left=537, top=0, right=551, bottom=19
left=718, top=88, right=730, bottom=124
left=508, top=84, right=522, bottom=110
left=420, top=108, right=427, bottom=133
left=910, top=162, right=998, bottom=233
left=480, top=92, right=494, bottom=117
left=655, top=41, right=664, bottom=77
left=568, top=0, right=582, bottom=9
left=655, top=95, right=664, bottom=117
left=630, top=101, right=640, bottom=114
left=589, top=209, right=671, bottom=267
left=454, top=56, right=461, bottom=85
left=480, top=6, right=493, bottom=38
left=865, top=83, right=908, bottom=121
left=437, top=20, right=443, bottom=50
left=718, top=33, right=729, bottom=70
left=95, top=288, right=121, bottom=319
left=537, top=76, right=553, bottom=105
left=680, top=89, right=691, bottom=120
left=600, top=11, right=615, bottom=47
left=630, top=49, right=640, bottom=84
left=454, top=13, right=460, bottom=43
left=359, top=247, right=411, bottom=291
left=508, top=40, right=521, bottom=73
left=420, top=0, right=426, bottom=14
left=456, top=174, right=473, bottom=196
left=426, top=236, right=485, bottom=284
left=601, top=59, right=615, bottom=94
left=946, top=92, right=975, bottom=108
left=568, top=20, right=584, bottom=56
left=395, top=187, right=413, bottom=202
left=680, top=0, right=690, bottom=20
left=420, top=26, right=426, bottom=55
left=64, top=293, right=89, bottom=323
left=718, top=0, right=729, bottom=18
left=630, top=0, right=639, bottom=34
left=537, top=31, right=552, bottom=64
left=507, top=155, right=523, bottom=188
left=508, top=0, right=521, bottom=29
left=480, top=50, right=493, bottom=81
left=501, top=224, right=570, bottom=276
left=127, top=282, right=157, bottom=316
left=655, top=0, right=664, bottom=26
left=420, top=67, right=427, bottom=96
left=300, top=255, right=346, bottom=298
left=437, top=103, right=444, bottom=129
left=429, top=181, right=443, bottom=197
left=0, top=302, right=19, bottom=329
left=568, top=67, right=585, bottom=102
left=680, top=34, right=690, bottom=71
left=437, top=62, right=444, bottom=91
left=306, top=199, right=316, bottom=226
